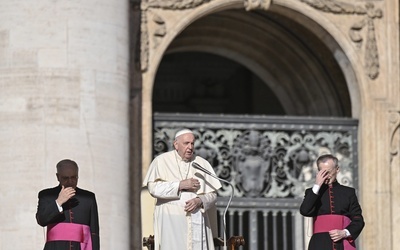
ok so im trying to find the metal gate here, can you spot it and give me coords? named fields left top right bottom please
left=153, top=112, right=359, bottom=250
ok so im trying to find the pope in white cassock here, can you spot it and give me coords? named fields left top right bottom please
left=143, top=129, right=222, bottom=250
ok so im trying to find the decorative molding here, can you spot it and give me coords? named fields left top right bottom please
left=300, top=0, right=383, bottom=80
left=140, top=0, right=383, bottom=79
left=140, top=6, right=149, bottom=71
left=299, top=0, right=366, bottom=14
left=140, top=0, right=212, bottom=72
left=151, top=11, right=167, bottom=48
left=147, top=0, right=211, bottom=9
left=360, top=3, right=382, bottom=80
left=389, top=110, right=400, bottom=163
left=244, top=0, right=271, bottom=11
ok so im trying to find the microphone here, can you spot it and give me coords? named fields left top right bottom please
left=192, top=162, right=234, bottom=250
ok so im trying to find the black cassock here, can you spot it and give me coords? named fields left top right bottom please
left=36, top=186, right=100, bottom=250
left=300, top=181, right=364, bottom=250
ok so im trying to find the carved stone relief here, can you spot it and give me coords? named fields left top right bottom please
left=389, top=110, right=400, bottom=164
left=244, top=0, right=271, bottom=11
left=139, top=9, right=167, bottom=71
left=300, top=0, right=383, bottom=80
left=147, top=0, right=211, bottom=9
left=140, top=0, right=383, bottom=80
left=140, top=8, right=149, bottom=71
left=140, top=0, right=212, bottom=71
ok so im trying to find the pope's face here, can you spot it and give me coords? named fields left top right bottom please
left=318, top=159, right=339, bottom=185
left=174, top=133, right=195, bottom=161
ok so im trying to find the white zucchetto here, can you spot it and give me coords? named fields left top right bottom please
left=174, top=129, right=193, bottom=139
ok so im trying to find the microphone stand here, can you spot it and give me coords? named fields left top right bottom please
left=192, top=162, right=234, bottom=250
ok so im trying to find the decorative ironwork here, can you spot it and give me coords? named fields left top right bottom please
left=153, top=113, right=358, bottom=199
left=153, top=113, right=359, bottom=249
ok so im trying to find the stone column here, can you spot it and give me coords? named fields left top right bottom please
left=0, top=0, right=130, bottom=249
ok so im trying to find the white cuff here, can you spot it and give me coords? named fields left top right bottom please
left=55, top=200, right=63, bottom=212
left=312, top=184, right=320, bottom=194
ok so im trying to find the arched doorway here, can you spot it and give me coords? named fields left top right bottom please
left=148, top=8, right=358, bottom=250
left=154, top=9, right=352, bottom=117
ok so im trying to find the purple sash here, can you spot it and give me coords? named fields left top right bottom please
left=313, top=214, right=356, bottom=250
left=47, top=222, right=92, bottom=250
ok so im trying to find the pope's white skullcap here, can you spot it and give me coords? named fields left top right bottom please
left=174, top=129, right=193, bottom=139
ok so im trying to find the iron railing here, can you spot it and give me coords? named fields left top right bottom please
left=153, top=112, right=359, bottom=250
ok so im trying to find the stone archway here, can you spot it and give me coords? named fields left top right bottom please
left=137, top=1, right=391, bottom=249
left=139, top=1, right=367, bottom=169
left=149, top=7, right=360, bottom=249
left=154, top=9, right=353, bottom=117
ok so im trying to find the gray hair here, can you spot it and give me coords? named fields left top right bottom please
left=56, top=159, right=79, bottom=173
left=316, top=154, right=339, bottom=169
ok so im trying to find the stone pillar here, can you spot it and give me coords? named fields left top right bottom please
left=0, top=0, right=130, bottom=249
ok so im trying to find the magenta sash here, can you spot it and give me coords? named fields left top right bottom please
left=47, top=222, right=92, bottom=250
left=313, top=214, right=356, bottom=250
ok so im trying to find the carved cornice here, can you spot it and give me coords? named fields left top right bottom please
left=299, top=0, right=366, bottom=14
left=300, top=0, right=383, bottom=80
left=244, top=0, right=271, bottom=11
left=140, top=0, right=383, bottom=79
left=389, top=111, right=400, bottom=163
left=146, top=0, right=211, bottom=9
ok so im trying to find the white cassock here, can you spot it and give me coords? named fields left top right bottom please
left=143, top=150, right=222, bottom=250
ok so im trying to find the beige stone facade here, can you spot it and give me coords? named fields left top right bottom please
left=138, top=0, right=400, bottom=249
left=0, top=0, right=399, bottom=249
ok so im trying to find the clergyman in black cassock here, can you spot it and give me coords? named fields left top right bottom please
left=300, top=154, right=364, bottom=250
left=36, top=159, right=100, bottom=250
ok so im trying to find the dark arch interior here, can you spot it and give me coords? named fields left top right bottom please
left=153, top=52, right=285, bottom=115
left=153, top=9, right=351, bottom=117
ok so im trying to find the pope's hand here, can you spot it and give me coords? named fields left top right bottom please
left=179, top=178, right=200, bottom=192
left=184, top=197, right=203, bottom=213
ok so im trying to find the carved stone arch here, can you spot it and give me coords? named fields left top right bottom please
left=143, top=0, right=374, bottom=119
left=141, top=0, right=259, bottom=167
left=164, top=18, right=352, bottom=117
left=138, top=1, right=394, bottom=249
left=269, top=1, right=367, bottom=118
left=156, top=12, right=357, bottom=114
left=141, top=0, right=372, bottom=166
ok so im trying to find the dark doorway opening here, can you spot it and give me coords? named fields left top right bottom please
left=153, top=52, right=285, bottom=115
